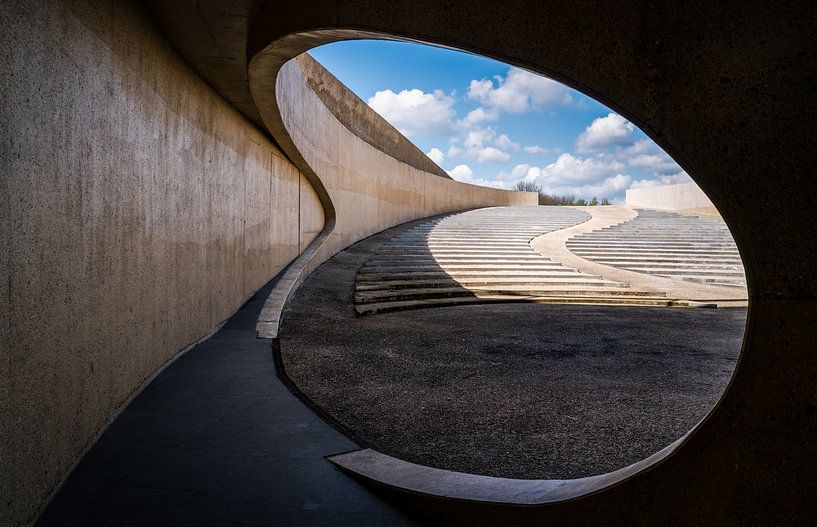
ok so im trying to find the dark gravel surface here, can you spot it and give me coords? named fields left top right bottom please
left=278, top=219, right=747, bottom=480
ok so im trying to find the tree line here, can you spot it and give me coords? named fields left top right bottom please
left=513, top=181, right=610, bottom=206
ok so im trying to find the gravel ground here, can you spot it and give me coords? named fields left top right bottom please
left=278, top=220, right=747, bottom=479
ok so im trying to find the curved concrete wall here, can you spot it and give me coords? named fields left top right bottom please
left=1, top=2, right=534, bottom=524
left=278, top=55, right=534, bottom=264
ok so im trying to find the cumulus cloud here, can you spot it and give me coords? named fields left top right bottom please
left=448, top=164, right=510, bottom=189
left=467, top=67, right=573, bottom=113
left=448, top=164, right=474, bottom=181
left=620, top=139, right=682, bottom=175
left=425, top=147, right=445, bottom=165
left=576, top=113, right=635, bottom=152
left=458, top=106, right=499, bottom=129
left=630, top=171, right=693, bottom=189
left=447, top=145, right=463, bottom=158
left=477, top=147, right=511, bottom=163
left=368, top=88, right=455, bottom=137
left=494, top=134, right=520, bottom=152
left=516, top=153, right=633, bottom=200
left=523, top=145, right=558, bottom=155
left=539, top=153, right=625, bottom=184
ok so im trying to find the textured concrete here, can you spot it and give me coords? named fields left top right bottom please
left=0, top=2, right=321, bottom=525
left=252, top=56, right=535, bottom=338
left=36, top=275, right=418, bottom=527
left=626, top=182, right=716, bottom=213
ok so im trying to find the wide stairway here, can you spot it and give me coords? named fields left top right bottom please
left=566, top=209, right=746, bottom=287
left=355, top=206, right=671, bottom=315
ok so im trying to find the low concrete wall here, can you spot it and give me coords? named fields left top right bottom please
left=0, top=2, right=325, bottom=525
left=625, top=182, right=716, bottom=212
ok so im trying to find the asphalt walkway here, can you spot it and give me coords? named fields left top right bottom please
left=37, top=276, right=416, bottom=526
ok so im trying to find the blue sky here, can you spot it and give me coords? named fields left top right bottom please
left=309, top=40, right=690, bottom=202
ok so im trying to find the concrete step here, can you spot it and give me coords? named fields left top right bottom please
left=355, top=294, right=686, bottom=316
left=355, top=278, right=623, bottom=290
left=355, top=286, right=667, bottom=304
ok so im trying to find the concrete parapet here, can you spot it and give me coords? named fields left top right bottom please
left=625, top=182, right=716, bottom=213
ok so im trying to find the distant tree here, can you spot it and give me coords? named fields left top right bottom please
left=589, top=196, right=599, bottom=206
left=575, top=198, right=587, bottom=206
left=513, top=180, right=542, bottom=193
left=601, top=198, right=611, bottom=206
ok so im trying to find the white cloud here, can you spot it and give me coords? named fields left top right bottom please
left=523, top=145, right=558, bottom=155
left=619, top=139, right=682, bottom=175
left=447, top=145, right=463, bottom=158
left=540, top=153, right=625, bottom=184
left=477, top=147, right=511, bottom=163
left=494, top=134, right=520, bottom=152
left=425, top=147, right=445, bottom=165
left=518, top=153, right=633, bottom=200
left=467, top=67, right=573, bottom=113
left=464, top=127, right=495, bottom=149
left=447, top=164, right=510, bottom=189
left=459, top=106, right=499, bottom=129
left=630, top=171, right=693, bottom=189
left=448, top=164, right=474, bottom=181
left=368, top=88, right=455, bottom=137
left=576, top=113, right=634, bottom=152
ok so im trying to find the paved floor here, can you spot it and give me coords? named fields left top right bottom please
left=37, top=277, right=417, bottom=526
left=280, top=218, right=748, bottom=479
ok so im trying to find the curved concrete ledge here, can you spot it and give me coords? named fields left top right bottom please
left=328, top=438, right=681, bottom=506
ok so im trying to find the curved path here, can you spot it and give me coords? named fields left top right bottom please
left=355, top=206, right=672, bottom=315
left=38, top=275, right=418, bottom=527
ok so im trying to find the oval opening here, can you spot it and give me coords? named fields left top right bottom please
left=277, top=39, right=749, bottom=481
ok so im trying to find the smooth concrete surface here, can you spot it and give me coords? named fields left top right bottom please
left=626, top=182, right=716, bottom=213
left=235, top=2, right=815, bottom=524
left=531, top=206, right=747, bottom=304
left=36, top=275, right=418, bottom=527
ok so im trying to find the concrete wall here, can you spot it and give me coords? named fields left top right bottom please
left=0, top=2, right=325, bottom=525
left=625, top=182, right=717, bottom=212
